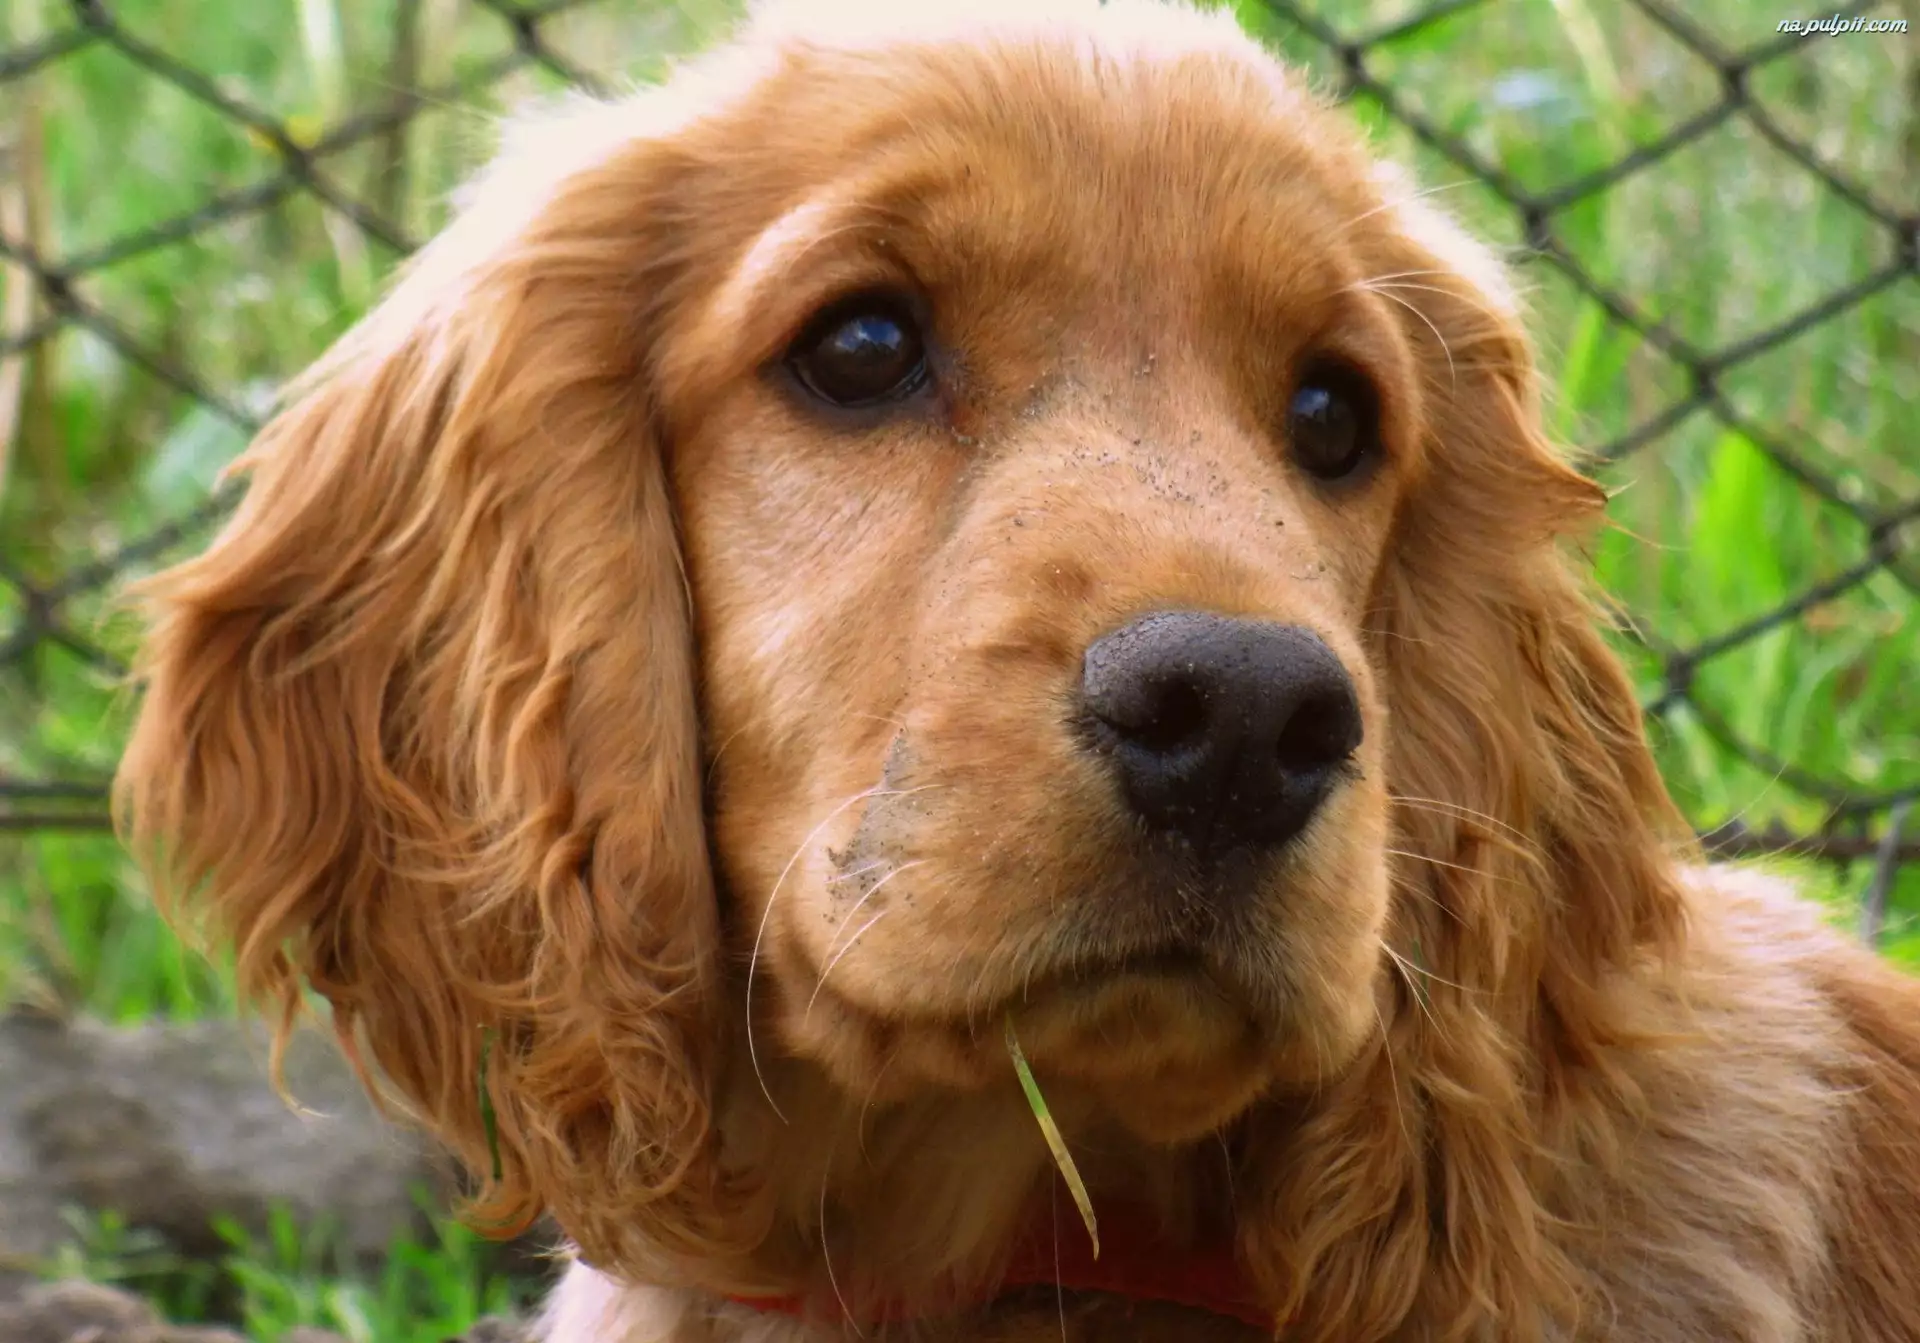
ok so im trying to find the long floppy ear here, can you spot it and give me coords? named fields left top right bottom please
left=114, top=97, right=751, bottom=1273
left=1243, top=197, right=1693, bottom=1342
left=1366, top=199, right=1690, bottom=985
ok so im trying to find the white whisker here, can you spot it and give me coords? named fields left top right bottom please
left=820, top=1164, right=862, bottom=1337
left=1337, top=178, right=1477, bottom=233
left=1371, top=997, right=1413, bottom=1147
left=855, top=1049, right=901, bottom=1167
left=703, top=725, right=751, bottom=786
left=1382, top=938, right=1472, bottom=995
left=1383, top=845, right=1491, bottom=879
left=807, top=861, right=925, bottom=1017
left=1381, top=941, right=1441, bottom=1033
left=810, top=909, right=891, bottom=1016
left=1352, top=267, right=1459, bottom=285
left=1352, top=282, right=1456, bottom=388
left=1387, top=792, right=1532, bottom=845
left=747, top=784, right=941, bottom=1122
left=1365, top=279, right=1470, bottom=301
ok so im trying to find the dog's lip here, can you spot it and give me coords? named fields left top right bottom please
left=980, top=941, right=1257, bottom=1020
left=803, top=936, right=1253, bottom=1035
left=1042, top=943, right=1214, bottom=988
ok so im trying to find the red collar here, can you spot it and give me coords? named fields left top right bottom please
left=727, top=1203, right=1270, bottom=1331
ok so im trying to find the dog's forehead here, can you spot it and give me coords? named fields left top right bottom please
left=462, top=1, right=1390, bottom=290
left=660, top=5, right=1393, bottom=338
left=733, top=0, right=1335, bottom=165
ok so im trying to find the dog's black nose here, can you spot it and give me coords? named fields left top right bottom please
left=1081, top=611, right=1362, bottom=856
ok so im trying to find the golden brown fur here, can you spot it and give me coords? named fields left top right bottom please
left=114, top=2, right=1920, bottom=1339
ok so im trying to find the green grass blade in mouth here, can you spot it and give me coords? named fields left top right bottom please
left=1004, top=1016, right=1099, bottom=1258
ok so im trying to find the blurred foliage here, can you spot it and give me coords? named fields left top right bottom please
left=42, top=1202, right=539, bottom=1342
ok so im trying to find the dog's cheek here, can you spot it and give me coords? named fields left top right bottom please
left=1272, top=778, right=1396, bottom=1083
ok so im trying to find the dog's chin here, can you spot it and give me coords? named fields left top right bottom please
left=778, top=946, right=1376, bottom=1144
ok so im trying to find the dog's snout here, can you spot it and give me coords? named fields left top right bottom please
left=1081, top=611, right=1362, bottom=856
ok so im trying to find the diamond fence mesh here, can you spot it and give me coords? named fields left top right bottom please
left=2, top=1, right=1917, bottom=953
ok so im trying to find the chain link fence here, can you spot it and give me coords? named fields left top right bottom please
left=3, top=1, right=1917, bottom=944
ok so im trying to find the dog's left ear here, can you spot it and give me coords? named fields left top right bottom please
left=1365, top=196, right=1690, bottom=982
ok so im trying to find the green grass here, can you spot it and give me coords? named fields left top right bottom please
left=42, top=1203, right=539, bottom=1342
left=1, top=0, right=1917, bottom=1329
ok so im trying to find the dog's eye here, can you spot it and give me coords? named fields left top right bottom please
left=1286, top=361, right=1381, bottom=481
left=786, top=294, right=930, bottom=408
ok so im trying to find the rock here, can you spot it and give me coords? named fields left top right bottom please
left=0, top=1010, right=556, bottom=1295
left=0, top=1279, right=255, bottom=1342
left=0, top=1278, right=531, bottom=1343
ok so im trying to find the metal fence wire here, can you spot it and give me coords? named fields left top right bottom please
left=2, top=1, right=1917, bottom=937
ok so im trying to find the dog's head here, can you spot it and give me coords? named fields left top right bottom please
left=117, top=0, right=1688, bottom=1318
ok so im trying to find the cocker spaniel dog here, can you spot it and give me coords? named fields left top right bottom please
left=114, top=2, right=1920, bottom=1339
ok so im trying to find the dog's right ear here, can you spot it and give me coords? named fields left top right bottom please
left=114, top=93, right=760, bottom=1274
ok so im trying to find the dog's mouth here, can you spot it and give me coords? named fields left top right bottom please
left=771, top=875, right=1321, bottom=1139
left=987, top=942, right=1250, bottom=1022
left=803, top=810, right=1293, bottom=1048
left=1046, top=943, right=1215, bottom=987
left=802, top=928, right=1254, bottom=1024
left=982, top=942, right=1285, bottom=1142
left=999, top=937, right=1268, bottom=1039
left=841, top=926, right=1270, bottom=1061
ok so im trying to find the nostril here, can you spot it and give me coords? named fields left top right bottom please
left=1273, top=687, right=1361, bottom=774
left=1124, top=674, right=1208, bottom=753
left=1084, top=634, right=1216, bottom=756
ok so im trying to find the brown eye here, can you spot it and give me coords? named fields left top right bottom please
left=1287, top=360, right=1381, bottom=480
left=787, top=293, right=929, bottom=408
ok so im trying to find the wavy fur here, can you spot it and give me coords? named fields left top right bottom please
left=117, top=2, right=1920, bottom=1339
